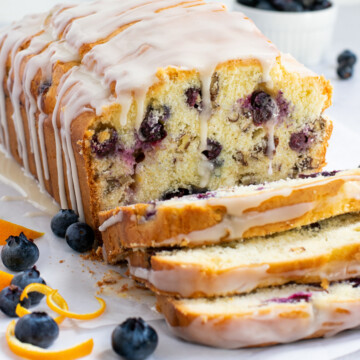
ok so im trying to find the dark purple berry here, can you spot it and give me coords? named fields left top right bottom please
left=309, top=222, right=321, bottom=231
left=300, top=0, right=315, bottom=8
left=202, top=138, right=222, bottom=160
left=256, top=0, right=277, bottom=10
left=337, top=50, right=357, bottom=67
left=298, top=170, right=338, bottom=179
left=250, top=91, right=277, bottom=126
left=270, top=0, right=304, bottom=11
left=351, top=279, right=360, bottom=288
left=111, top=318, right=158, bottom=360
left=139, top=106, right=170, bottom=143
left=312, top=0, right=332, bottom=10
left=268, top=292, right=312, bottom=304
left=65, top=222, right=94, bottom=253
left=289, top=130, right=314, bottom=152
left=1, top=233, right=39, bottom=272
left=11, top=267, right=46, bottom=306
left=185, top=87, right=202, bottom=111
left=337, top=65, right=353, bottom=80
left=0, top=285, right=31, bottom=317
left=161, top=186, right=208, bottom=201
left=236, top=0, right=259, bottom=6
left=38, top=80, right=52, bottom=95
left=91, top=128, right=119, bottom=157
left=51, top=209, right=79, bottom=238
left=15, top=312, right=59, bottom=348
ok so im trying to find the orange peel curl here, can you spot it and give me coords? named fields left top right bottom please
left=6, top=320, right=94, bottom=360
left=47, top=290, right=106, bottom=320
left=18, top=283, right=69, bottom=324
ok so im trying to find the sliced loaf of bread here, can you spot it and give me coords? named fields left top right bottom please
left=129, top=213, right=360, bottom=297
left=100, top=169, right=360, bottom=263
left=157, top=280, right=360, bottom=348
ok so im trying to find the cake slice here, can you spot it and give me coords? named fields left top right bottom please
left=99, top=169, right=360, bottom=262
left=0, top=0, right=332, bottom=234
left=157, top=280, right=360, bottom=348
left=128, top=212, right=360, bottom=297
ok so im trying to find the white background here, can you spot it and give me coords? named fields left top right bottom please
left=0, top=0, right=360, bottom=359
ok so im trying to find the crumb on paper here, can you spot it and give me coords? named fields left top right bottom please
left=321, top=278, right=330, bottom=290
left=81, top=247, right=104, bottom=262
left=59, top=260, right=64, bottom=264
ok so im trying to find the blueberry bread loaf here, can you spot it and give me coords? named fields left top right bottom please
left=128, top=212, right=360, bottom=297
left=99, top=169, right=360, bottom=262
left=0, top=0, right=332, bottom=232
left=157, top=280, right=360, bottom=348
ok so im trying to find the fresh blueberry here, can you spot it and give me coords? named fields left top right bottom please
left=289, top=130, right=314, bottom=152
left=300, top=0, right=315, bottom=8
left=202, top=138, right=222, bottom=160
left=91, top=128, right=119, bottom=158
left=256, top=0, right=277, bottom=10
left=11, top=267, right=46, bottom=306
left=337, top=65, right=353, bottom=80
left=111, top=318, right=158, bottom=360
left=270, top=0, right=304, bottom=11
left=139, top=105, right=170, bottom=143
left=51, top=209, right=79, bottom=238
left=185, top=87, right=203, bottom=111
left=1, top=233, right=39, bottom=272
left=65, top=222, right=94, bottom=253
left=38, top=80, right=52, bottom=96
left=268, top=292, right=312, bottom=303
left=250, top=91, right=277, bottom=126
left=0, top=285, right=31, bottom=317
left=337, top=50, right=357, bottom=67
left=236, top=0, right=259, bottom=6
left=15, top=312, right=59, bottom=348
left=161, top=186, right=208, bottom=201
left=312, top=0, right=332, bottom=10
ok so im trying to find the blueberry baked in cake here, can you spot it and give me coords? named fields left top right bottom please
left=0, top=0, right=332, bottom=233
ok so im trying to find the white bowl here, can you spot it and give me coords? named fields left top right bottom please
left=233, top=2, right=338, bottom=66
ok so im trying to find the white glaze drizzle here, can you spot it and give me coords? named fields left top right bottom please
left=164, top=286, right=360, bottom=349
left=99, top=210, right=123, bottom=232
left=0, top=14, right=46, bottom=155
left=0, top=0, right=283, bottom=223
left=129, top=220, right=360, bottom=297
left=99, top=171, right=360, bottom=248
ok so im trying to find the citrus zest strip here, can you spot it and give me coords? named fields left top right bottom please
left=0, top=270, right=14, bottom=291
left=6, top=320, right=94, bottom=360
left=0, top=219, right=44, bottom=245
left=18, top=284, right=69, bottom=324
left=47, top=290, right=106, bottom=320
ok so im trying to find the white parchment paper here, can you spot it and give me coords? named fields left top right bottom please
left=1, top=3, right=360, bottom=360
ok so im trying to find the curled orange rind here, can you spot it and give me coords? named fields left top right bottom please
left=0, top=270, right=14, bottom=291
left=0, top=219, right=44, bottom=245
left=18, top=284, right=69, bottom=324
left=47, top=290, right=106, bottom=320
left=6, top=320, right=94, bottom=360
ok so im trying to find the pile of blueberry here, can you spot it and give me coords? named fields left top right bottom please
left=0, top=232, right=58, bottom=348
left=51, top=209, right=94, bottom=253
left=0, top=214, right=158, bottom=358
left=236, top=0, right=332, bottom=12
left=337, top=50, right=357, bottom=80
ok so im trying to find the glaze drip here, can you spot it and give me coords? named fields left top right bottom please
left=0, top=0, right=280, bottom=220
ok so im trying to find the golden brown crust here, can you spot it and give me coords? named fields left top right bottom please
left=100, top=172, right=360, bottom=261
left=156, top=294, right=360, bottom=348
left=0, top=5, right=333, bottom=241
left=128, top=240, right=360, bottom=298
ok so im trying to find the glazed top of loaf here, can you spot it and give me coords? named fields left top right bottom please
left=0, top=0, right=324, bottom=220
